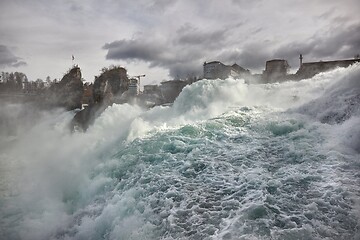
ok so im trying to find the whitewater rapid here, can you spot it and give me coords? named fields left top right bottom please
left=1, top=64, right=360, bottom=240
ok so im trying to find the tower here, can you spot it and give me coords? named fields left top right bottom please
left=299, top=54, right=303, bottom=66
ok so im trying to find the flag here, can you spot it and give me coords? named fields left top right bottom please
left=72, top=55, right=75, bottom=61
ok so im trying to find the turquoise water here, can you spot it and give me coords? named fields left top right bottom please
left=1, top=65, right=360, bottom=239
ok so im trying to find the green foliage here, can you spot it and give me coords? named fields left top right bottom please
left=100, top=65, right=126, bottom=74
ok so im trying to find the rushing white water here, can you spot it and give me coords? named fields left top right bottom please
left=1, top=64, right=360, bottom=240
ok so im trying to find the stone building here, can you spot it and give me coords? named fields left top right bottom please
left=143, top=84, right=160, bottom=94
left=296, top=58, right=360, bottom=79
left=262, top=59, right=290, bottom=83
left=128, top=78, right=140, bottom=96
left=203, top=61, right=250, bottom=79
left=139, top=84, right=163, bottom=107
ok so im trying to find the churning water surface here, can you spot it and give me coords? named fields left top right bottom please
left=1, top=64, right=360, bottom=240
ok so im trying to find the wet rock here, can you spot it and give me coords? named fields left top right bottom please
left=70, top=103, right=107, bottom=131
left=93, top=66, right=129, bottom=105
left=48, top=66, right=83, bottom=110
left=71, top=66, right=129, bottom=131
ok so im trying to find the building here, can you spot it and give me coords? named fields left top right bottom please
left=128, top=78, right=140, bottom=96
left=203, top=61, right=250, bottom=79
left=296, top=58, right=360, bottom=79
left=143, top=84, right=160, bottom=94
left=262, top=59, right=290, bottom=83
left=138, top=84, right=163, bottom=107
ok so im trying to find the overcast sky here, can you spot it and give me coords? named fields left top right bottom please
left=0, top=0, right=359, bottom=85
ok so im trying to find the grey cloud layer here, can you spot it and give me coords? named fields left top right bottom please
left=0, top=45, right=26, bottom=68
left=104, top=40, right=163, bottom=62
left=274, top=23, right=360, bottom=68
left=1, top=0, right=359, bottom=80
left=104, top=19, right=360, bottom=78
left=102, top=25, right=229, bottom=78
left=103, top=21, right=245, bottom=78
left=103, top=35, right=204, bottom=78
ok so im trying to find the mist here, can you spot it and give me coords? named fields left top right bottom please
left=1, top=64, right=360, bottom=239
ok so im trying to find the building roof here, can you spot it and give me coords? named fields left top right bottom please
left=161, top=80, right=186, bottom=85
left=204, top=61, right=224, bottom=65
left=266, top=59, right=287, bottom=63
left=301, top=58, right=360, bottom=65
left=231, top=63, right=249, bottom=73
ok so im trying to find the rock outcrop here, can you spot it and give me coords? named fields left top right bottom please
left=93, top=66, right=129, bottom=105
left=49, top=66, right=84, bottom=110
left=70, top=103, right=107, bottom=131
left=71, top=66, right=129, bottom=131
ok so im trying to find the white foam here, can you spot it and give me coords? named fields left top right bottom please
left=1, top=64, right=360, bottom=239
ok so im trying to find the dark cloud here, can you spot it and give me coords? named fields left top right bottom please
left=0, top=0, right=358, bottom=82
left=274, top=23, right=360, bottom=68
left=103, top=36, right=204, bottom=78
left=176, top=24, right=228, bottom=46
left=104, top=22, right=360, bottom=77
left=99, top=0, right=360, bottom=79
left=103, top=39, right=163, bottom=62
left=0, top=45, right=27, bottom=68
left=103, top=24, right=232, bottom=78
left=217, top=43, right=272, bottom=70
left=274, top=41, right=314, bottom=61
left=168, top=62, right=202, bottom=79
left=237, top=50, right=270, bottom=70
left=316, top=29, right=354, bottom=58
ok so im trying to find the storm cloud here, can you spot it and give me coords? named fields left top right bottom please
left=176, top=25, right=229, bottom=47
left=0, top=45, right=26, bottom=68
left=103, top=34, right=205, bottom=78
left=103, top=19, right=360, bottom=77
left=102, top=24, right=233, bottom=78
left=103, top=40, right=164, bottom=62
left=102, top=0, right=360, bottom=78
left=0, top=0, right=359, bottom=81
left=274, top=23, right=360, bottom=69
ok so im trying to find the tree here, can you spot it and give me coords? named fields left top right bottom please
left=14, top=72, right=26, bottom=90
left=35, top=78, right=45, bottom=90
left=46, top=76, right=51, bottom=84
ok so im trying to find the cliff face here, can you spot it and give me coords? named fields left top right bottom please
left=49, top=67, right=84, bottom=110
left=71, top=67, right=129, bottom=131
left=93, top=67, right=129, bottom=105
